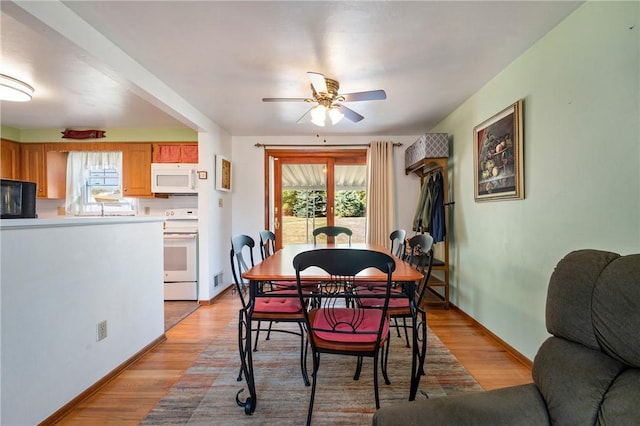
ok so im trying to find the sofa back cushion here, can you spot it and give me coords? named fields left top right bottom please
left=545, top=250, right=640, bottom=366
left=536, top=249, right=640, bottom=424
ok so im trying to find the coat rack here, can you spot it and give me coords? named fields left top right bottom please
left=406, top=156, right=451, bottom=309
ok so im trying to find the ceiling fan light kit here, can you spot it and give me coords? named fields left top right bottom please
left=263, top=71, right=386, bottom=127
left=310, top=105, right=327, bottom=126
left=310, top=103, right=345, bottom=127
left=0, top=74, right=34, bottom=102
left=329, top=107, right=344, bottom=125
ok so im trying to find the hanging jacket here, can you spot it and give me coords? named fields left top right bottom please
left=412, top=175, right=434, bottom=232
left=430, top=171, right=446, bottom=243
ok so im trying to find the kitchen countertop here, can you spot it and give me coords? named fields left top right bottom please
left=0, top=215, right=166, bottom=230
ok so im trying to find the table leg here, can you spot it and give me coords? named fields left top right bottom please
left=235, top=308, right=257, bottom=414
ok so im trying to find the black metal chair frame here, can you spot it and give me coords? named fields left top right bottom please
left=388, top=229, right=408, bottom=340
left=354, top=233, right=433, bottom=384
left=293, top=248, right=396, bottom=426
left=389, top=229, right=407, bottom=259
left=258, top=229, right=276, bottom=261
left=393, top=234, right=434, bottom=351
left=230, top=235, right=309, bottom=404
left=312, top=225, right=353, bottom=245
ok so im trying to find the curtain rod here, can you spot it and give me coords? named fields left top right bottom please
left=254, top=142, right=403, bottom=148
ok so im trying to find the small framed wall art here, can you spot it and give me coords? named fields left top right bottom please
left=215, top=155, right=231, bottom=192
left=473, top=99, right=524, bottom=201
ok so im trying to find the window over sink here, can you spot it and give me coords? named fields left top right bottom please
left=65, top=151, right=138, bottom=216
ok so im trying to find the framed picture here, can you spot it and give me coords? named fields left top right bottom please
left=473, top=99, right=524, bottom=201
left=215, top=155, right=231, bottom=192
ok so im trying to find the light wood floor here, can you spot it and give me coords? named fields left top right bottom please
left=56, top=289, right=532, bottom=425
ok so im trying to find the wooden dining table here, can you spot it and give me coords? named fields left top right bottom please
left=235, top=243, right=426, bottom=415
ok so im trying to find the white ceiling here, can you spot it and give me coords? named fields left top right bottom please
left=0, top=1, right=583, bottom=137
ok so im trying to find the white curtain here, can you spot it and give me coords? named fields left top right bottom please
left=365, top=141, right=395, bottom=246
left=65, top=151, right=122, bottom=214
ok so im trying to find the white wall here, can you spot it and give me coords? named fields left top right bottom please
left=198, top=128, right=234, bottom=301
left=431, top=1, right=640, bottom=359
left=230, top=135, right=424, bottom=247
left=0, top=217, right=164, bottom=425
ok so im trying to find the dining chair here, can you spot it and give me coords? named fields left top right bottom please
left=387, top=229, right=408, bottom=338
left=258, top=229, right=317, bottom=288
left=389, top=229, right=407, bottom=259
left=230, top=234, right=309, bottom=385
left=356, top=233, right=434, bottom=351
left=258, top=229, right=276, bottom=260
left=293, top=248, right=396, bottom=426
left=258, top=229, right=315, bottom=342
left=312, top=225, right=352, bottom=245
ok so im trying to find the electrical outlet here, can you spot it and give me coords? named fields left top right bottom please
left=97, top=320, right=107, bottom=342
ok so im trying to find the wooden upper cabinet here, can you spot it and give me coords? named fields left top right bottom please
left=122, top=143, right=152, bottom=197
left=21, top=144, right=68, bottom=199
left=1, top=139, right=21, bottom=179
left=20, top=144, right=47, bottom=196
left=9, top=141, right=155, bottom=198
left=152, top=143, right=198, bottom=163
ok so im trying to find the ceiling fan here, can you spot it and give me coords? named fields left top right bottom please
left=262, top=72, right=386, bottom=126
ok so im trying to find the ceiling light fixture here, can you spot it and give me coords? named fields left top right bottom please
left=310, top=101, right=344, bottom=127
left=310, top=104, right=327, bottom=127
left=328, top=107, right=344, bottom=125
left=0, top=74, right=34, bottom=102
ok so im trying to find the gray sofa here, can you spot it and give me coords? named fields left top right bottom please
left=373, top=249, right=640, bottom=425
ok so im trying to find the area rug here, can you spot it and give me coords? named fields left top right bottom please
left=142, top=319, right=483, bottom=425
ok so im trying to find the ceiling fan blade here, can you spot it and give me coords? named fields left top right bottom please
left=341, top=89, right=387, bottom=102
left=336, top=104, right=364, bottom=123
left=262, top=97, right=309, bottom=102
left=296, top=106, right=313, bottom=124
left=308, top=72, right=328, bottom=94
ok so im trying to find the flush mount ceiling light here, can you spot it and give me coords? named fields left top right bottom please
left=0, top=74, right=34, bottom=102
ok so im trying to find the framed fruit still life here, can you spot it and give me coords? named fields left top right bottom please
left=473, top=99, right=524, bottom=201
left=216, top=155, right=231, bottom=192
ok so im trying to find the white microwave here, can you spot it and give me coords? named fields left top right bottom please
left=151, top=163, right=198, bottom=194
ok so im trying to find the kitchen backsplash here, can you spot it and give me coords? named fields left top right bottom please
left=36, top=195, right=198, bottom=218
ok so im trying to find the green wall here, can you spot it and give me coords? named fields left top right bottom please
left=432, top=1, right=639, bottom=360
left=0, top=126, right=197, bottom=142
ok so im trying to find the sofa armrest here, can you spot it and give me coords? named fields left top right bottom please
left=372, top=384, right=549, bottom=426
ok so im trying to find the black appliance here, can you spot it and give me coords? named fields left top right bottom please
left=1, top=179, right=37, bottom=219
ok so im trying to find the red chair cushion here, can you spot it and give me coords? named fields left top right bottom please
left=356, top=287, right=408, bottom=308
left=312, top=308, right=389, bottom=343
left=254, top=290, right=302, bottom=313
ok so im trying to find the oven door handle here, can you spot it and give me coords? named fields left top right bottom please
left=163, top=233, right=198, bottom=239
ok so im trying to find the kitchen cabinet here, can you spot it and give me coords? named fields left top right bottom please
left=1, top=139, right=21, bottom=179
left=21, top=144, right=66, bottom=199
left=152, top=143, right=198, bottom=163
left=14, top=141, right=154, bottom=198
left=21, top=144, right=46, bottom=196
left=122, top=143, right=152, bottom=196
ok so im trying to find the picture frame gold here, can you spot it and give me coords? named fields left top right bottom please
left=473, top=99, right=524, bottom=201
left=215, top=155, right=231, bottom=192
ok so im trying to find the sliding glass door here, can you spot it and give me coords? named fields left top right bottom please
left=266, top=149, right=367, bottom=248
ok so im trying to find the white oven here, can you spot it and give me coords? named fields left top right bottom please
left=163, top=208, right=198, bottom=300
